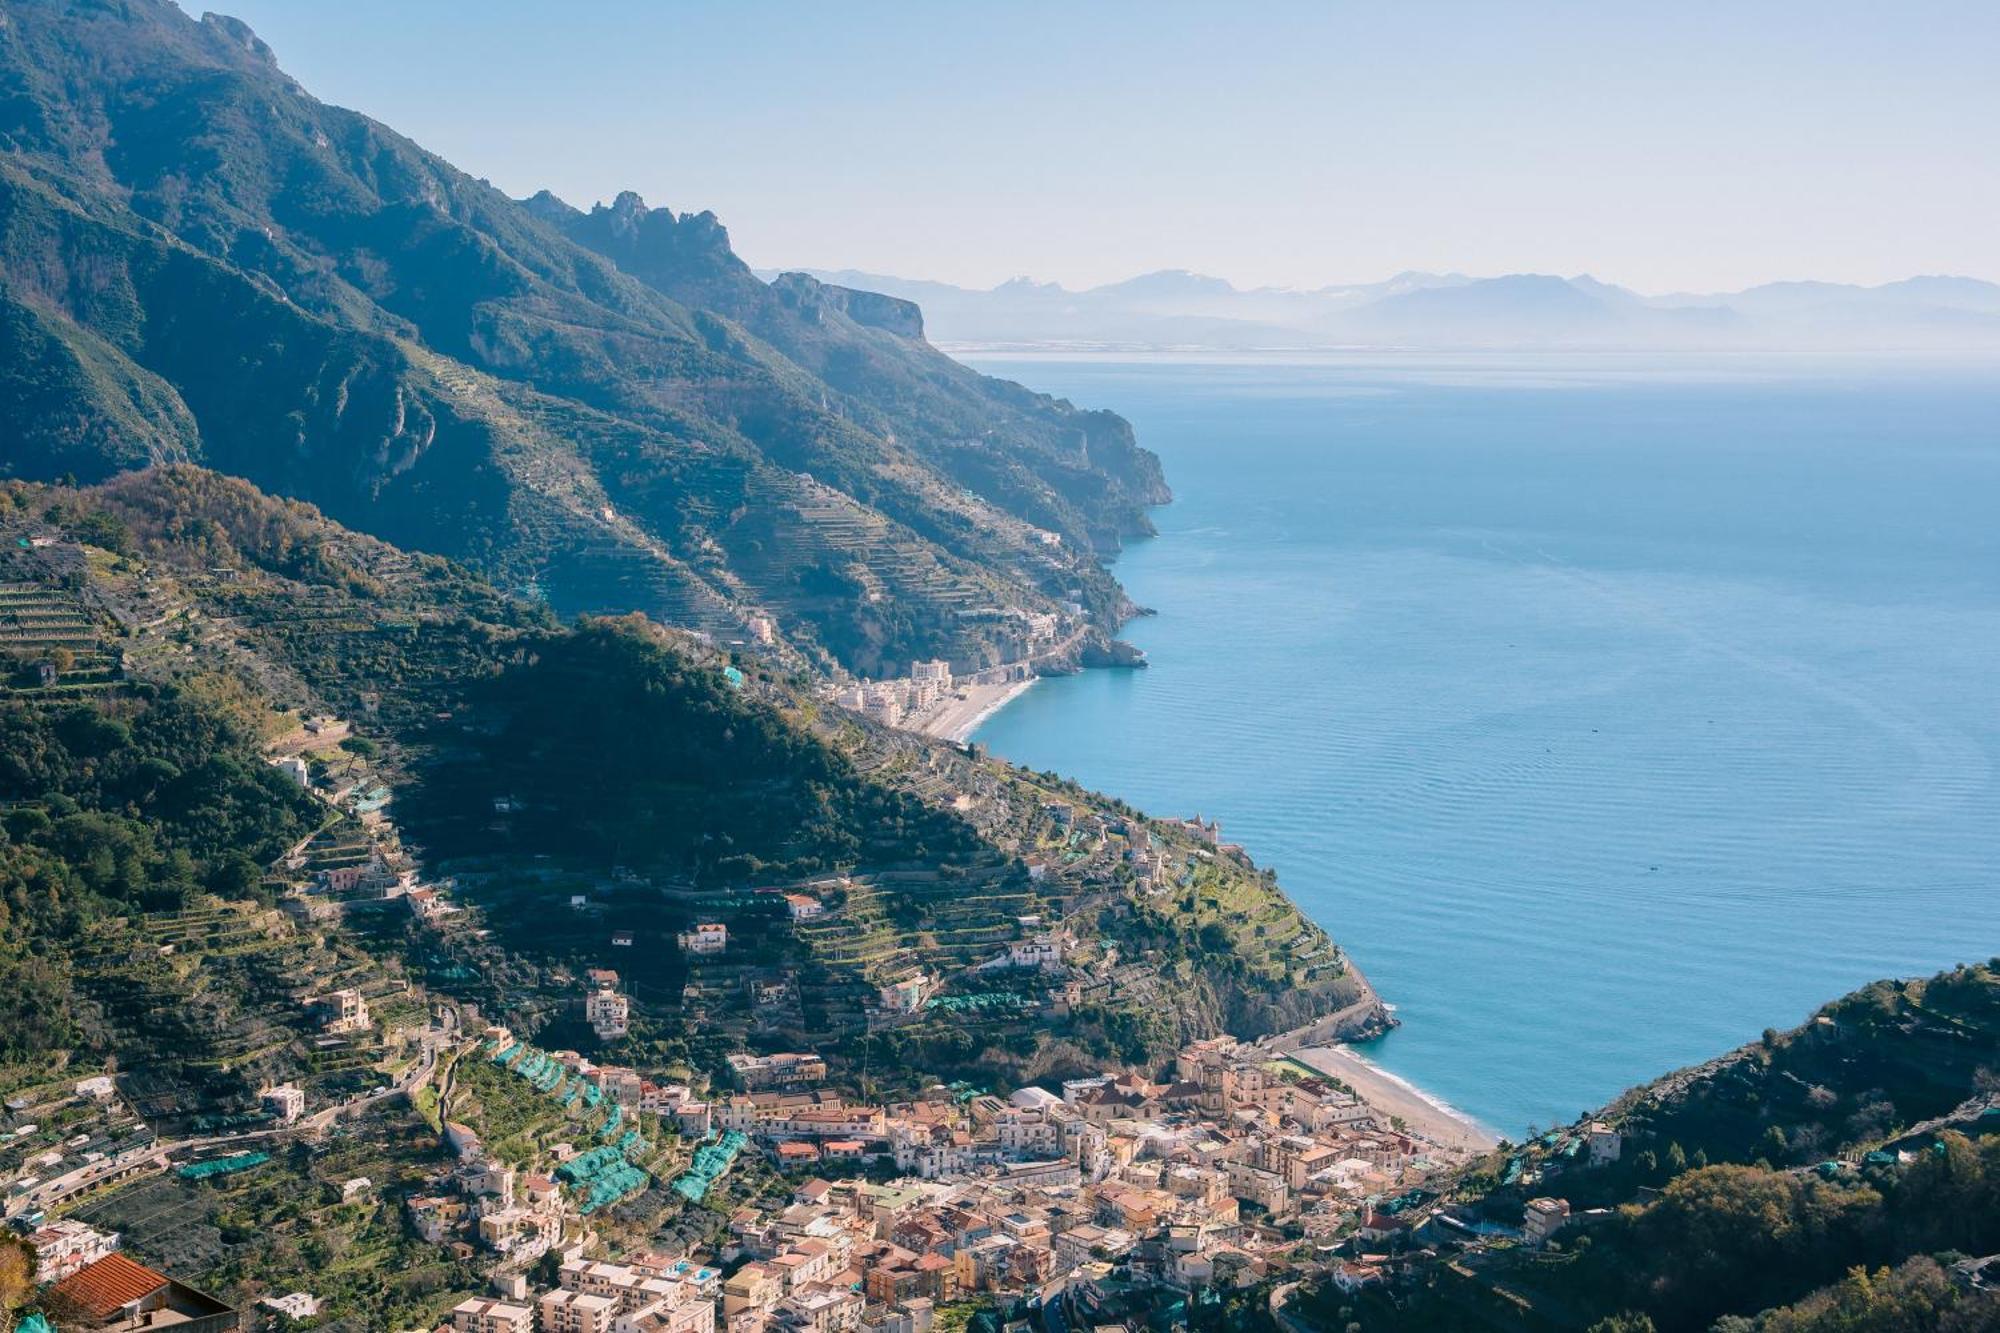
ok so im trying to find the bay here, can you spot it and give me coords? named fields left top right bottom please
left=963, top=351, right=2000, bottom=1137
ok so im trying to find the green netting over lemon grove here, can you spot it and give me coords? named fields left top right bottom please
left=670, top=1130, right=747, bottom=1203
left=178, top=1151, right=270, bottom=1179
left=485, top=1038, right=653, bottom=1213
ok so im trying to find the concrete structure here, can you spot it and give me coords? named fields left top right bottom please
left=1523, top=1196, right=1571, bottom=1247
left=451, top=1297, right=535, bottom=1333
left=540, top=1289, right=619, bottom=1333
left=587, top=987, right=631, bottom=1041
left=261, top=1083, right=305, bottom=1124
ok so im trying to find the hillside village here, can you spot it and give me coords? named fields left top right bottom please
left=2, top=696, right=1470, bottom=1331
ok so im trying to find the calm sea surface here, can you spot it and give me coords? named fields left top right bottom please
left=963, top=352, right=2000, bottom=1136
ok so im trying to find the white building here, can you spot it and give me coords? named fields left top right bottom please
left=541, top=1288, right=620, bottom=1333
left=28, top=1220, right=119, bottom=1282
left=261, top=1084, right=306, bottom=1124
left=259, top=1293, right=322, bottom=1321
left=587, top=989, right=631, bottom=1041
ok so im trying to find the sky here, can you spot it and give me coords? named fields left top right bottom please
left=182, top=1, right=2000, bottom=293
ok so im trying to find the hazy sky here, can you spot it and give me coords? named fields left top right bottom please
left=188, top=1, right=1999, bottom=293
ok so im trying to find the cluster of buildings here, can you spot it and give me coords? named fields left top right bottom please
left=404, top=1024, right=1453, bottom=1333
left=4, top=1076, right=163, bottom=1228
left=271, top=720, right=460, bottom=928
left=449, top=1254, right=721, bottom=1333
left=832, top=659, right=957, bottom=728
left=408, top=1128, right=567, bottom=1262
left=595, top=1035, right=1436, bottom=1331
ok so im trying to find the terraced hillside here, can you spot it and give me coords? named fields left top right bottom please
left=2, top=471, right=1375, bottom=1096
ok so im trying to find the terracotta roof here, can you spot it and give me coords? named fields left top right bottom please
left=51, top=1252, right=168, bottom=1318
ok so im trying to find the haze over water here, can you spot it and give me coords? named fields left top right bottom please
left=965, top=352, right=2000, bottom=1137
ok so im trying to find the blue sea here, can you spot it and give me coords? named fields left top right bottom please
left=962, top=352, right=2000, bottom=1137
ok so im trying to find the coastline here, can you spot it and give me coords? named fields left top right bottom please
left=948, top=667, right=1491, bottom=1156
left=1287, top=1042, right=1497, bottom=1155
left=915, top=676, right=1039, bottom=744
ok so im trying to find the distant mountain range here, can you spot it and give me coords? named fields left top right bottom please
left=760, top=266, right=2000, bottom=352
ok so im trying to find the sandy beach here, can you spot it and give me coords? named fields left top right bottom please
left=1289, top=1043, right=1498, bottom=1155
left=915, top=676, right=1038, bottom=743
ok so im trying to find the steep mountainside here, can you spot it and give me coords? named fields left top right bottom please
left=0, top=0, right=1163, bottom=677
left=535, top=190, right=1167, bottom=551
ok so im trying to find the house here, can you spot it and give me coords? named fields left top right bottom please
left=261, top=1083, right=305, bottom=1124
left=258, top=1293, right=322, bottom=1321
left=678, top=922, right=728, bottom=955
left=775, top=1140, right=822, bottom=1169
left=721, top=1262, right=784, bottom=1318
left=1331, top=1260, right=1385, bottom=1293
left=587, top=989, right=631, bottom=1041
left=1586, top=1121, right=1622, bottom=1165
left=784, top=894, right=825, bottom=922
left=875, top=973, right=934, bottom=1013
left=314, top=988, right=370, bottom=1034
left=1006, top=934, right=1063, bottom=970
left=46, top=1253, right=240, bottom=1332
left=540, top=1289, right=619, bottom=1333
left=727, top=1052, right=827, bottom=1090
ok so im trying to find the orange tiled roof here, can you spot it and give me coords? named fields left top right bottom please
left=51, top=1252, right=168, bottom=1318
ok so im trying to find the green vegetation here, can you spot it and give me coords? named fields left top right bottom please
left=72, top=1107, right=474, bottom=1330
left=0, top=681, right=320, bottom=1066
left=1311, top=963, right=2000, bottom=1333
left=409, top=616, right=984, bottom=881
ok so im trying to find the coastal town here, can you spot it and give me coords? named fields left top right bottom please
left=820, top=599, right=1091, bottom=742
left=9, top=1006, right=1498, bottom=1333
left=0, top=705, right=1501, bottom=1333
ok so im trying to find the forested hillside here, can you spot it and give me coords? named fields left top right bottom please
left=1303, top=963, right=2000, bottom=1333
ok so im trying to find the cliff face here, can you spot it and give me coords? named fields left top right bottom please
left=0, top=0, right=1164, bottom=675
left=538, top=188, right=1171, bottom=552
left=813, top=281, right=927, bottom=338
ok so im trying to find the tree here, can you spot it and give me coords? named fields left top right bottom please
left=0, top=1235, right=35, bottom=1323
left=1587, top=1316, right=1656, bottom=1333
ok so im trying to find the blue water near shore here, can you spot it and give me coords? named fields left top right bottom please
left=962, top=352, right=2000, bottom=1137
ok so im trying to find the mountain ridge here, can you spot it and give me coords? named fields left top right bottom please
left=756, top=265, right=2000, bottom=351
left=0, top=0, right=1164, bottom=678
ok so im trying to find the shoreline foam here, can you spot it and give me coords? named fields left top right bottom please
left=1290, top=1042, right=1497, bottom=1154
left=914, top=676, right=1039, bottom=744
